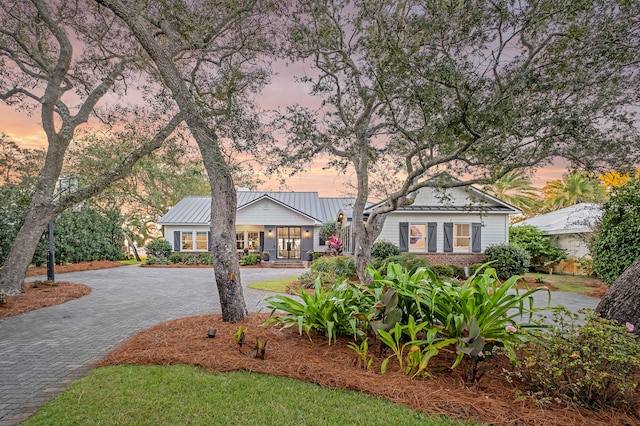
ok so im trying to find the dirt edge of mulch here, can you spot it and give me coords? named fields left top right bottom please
left=0, top=281, right=91, bottom=318
left=25, top=260, right=126, bottom=277
left=97, top=313, right=639, bottom=426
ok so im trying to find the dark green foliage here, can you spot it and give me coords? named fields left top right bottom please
left=429, top=265, right=454, bottom=279
left=144, top=256, right=170, bottom=265
left=319, top=221, right=339, bottom=241
left=379, top=253, right=430, bottom=275
left=510, top=308, right=640, bottom=411
left=239, top=253, right=261, bottom=266
left=184, top=254, right=198, bottom=265
left=51, top=204, right=124, bottom=264
left=509, top=225, right=566, bottom=268
left=168, top=253, right=183, bottom=264
left=196, top=253, right=212, bottom=265
left=469, top=263, right=484, bottom=277
left=371, top=240, right=401, bottom=260
left=448, top=264, right=466, bottom=279
left=484, top=244, right=530, bottom=280
left=146, top=238, right=172, bottom=260
left=591, top=179, right=640, bottom=284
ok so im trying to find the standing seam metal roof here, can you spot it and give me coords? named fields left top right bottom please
left=158, top=193, right=356, bottom=225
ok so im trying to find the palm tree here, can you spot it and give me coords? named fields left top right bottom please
left=542, top=172, right=608, bottom=211
left=486, top=170, right=542, bottom=216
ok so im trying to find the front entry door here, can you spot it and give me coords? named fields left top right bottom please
left=276, top=227, right=301, bottom=259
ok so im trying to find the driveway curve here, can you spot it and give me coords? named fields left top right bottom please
left=0, top=265, right=306, bottom=426
left=0, top=265, right=600, bottom=425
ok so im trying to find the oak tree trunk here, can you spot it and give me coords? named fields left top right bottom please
left=596, top=255, right=640, bottom=335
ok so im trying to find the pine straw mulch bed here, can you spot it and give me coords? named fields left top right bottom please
left=25, top=260, right=125, bottom=277
left=0, top=281, right=91, bottom=318
left=98, top=313, right=639, bottom=426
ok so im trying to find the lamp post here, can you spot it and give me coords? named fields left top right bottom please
left=46, top=221, right=55, bottom=282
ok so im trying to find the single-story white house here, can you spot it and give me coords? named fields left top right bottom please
left=158, top=183, right=520, bottom=265
left=512, top=203, right=602, bottom=261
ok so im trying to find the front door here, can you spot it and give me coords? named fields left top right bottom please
left=276, top=227, right=301, bottom=259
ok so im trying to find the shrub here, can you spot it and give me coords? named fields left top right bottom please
left=371, top=241, right=401, bottom=260
left=319, top=221, right=339, bottom=241
left=145, top=256, right=170, bottom=265
left=484, top=244, right=530, bottom=280
left=448, top=264, right=466, bottom=279
left=184, top=254, right=198, bottom=265
left=509, top=308, right=640, bottom=411
left=469, top=263, right=484, bottom=276
left=146, top=238, right=172, bottom=260
left=239, top=253, right=261, bottom=266
left=325, top=235, right=344, bottom=256
left=429, top=264, right=455, bottom=279
left=168, top=253, right=183, bottom=264
left=379, top=253, right=430, bottom=275
left=299, top=255, right=356, bottom=288
left=509, top=225, right=566, bottom=268
left=196, top=253, right=212, bottom=265
left=591, top=178, right=640, bottom=284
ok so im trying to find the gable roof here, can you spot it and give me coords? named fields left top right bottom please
left=513, top=203, right=602, bottom=235
left=158, top=192, right=356, bottom=225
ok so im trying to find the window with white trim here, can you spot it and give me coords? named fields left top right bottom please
left=409, top=224, right=426, bottom=251
left=236, top=232, right=244, bottom=250
left=454, top=223, right=470, bottom=251
left=182, top=231, right=208, bottom=251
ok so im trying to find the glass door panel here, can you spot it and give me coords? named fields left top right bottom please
left=276, top=227, right=301, bottom=259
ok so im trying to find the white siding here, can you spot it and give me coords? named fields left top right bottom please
left=163, top=225, right=209, bottom=250
left=379, top=212, right=510, bottom=253
left=237, top=198, right=317, bottom=226
left=551, top=233, right=591, bottom=259
left=412, top=186, right=499, bottom=208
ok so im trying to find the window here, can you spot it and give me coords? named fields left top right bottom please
left=409, top=224, right=426, bottom=251
left=247, top=231, right=260, bottom=250
left=454, top=224, right=470, bottom=251
left=196, top=232, right=208, bottom=250
left=236, top=232, right=244, bottom=250
left=181, top=231, right=208, bottom=251
left=182, top=231, right=194, bottom=251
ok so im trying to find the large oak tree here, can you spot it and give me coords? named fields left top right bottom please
left=275, top=0, right=640, bottom=280
left=0, top=0, right=183, bottom=295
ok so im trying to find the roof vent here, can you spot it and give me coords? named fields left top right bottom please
left=237, top=186, right=250, bottom=192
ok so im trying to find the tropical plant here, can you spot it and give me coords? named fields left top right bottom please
left=298, top=255, right=356, bottom=288
left=542, top=173, right=608, bottom=211
left=486, top=170, right=541, bottom=216
left=325, top=235, right=344, bottom=256
left=378, top=253, right=430, bottom=276
left=264, top=279, right=366, bottom=344
left=346, top=339, right=373, bottom=371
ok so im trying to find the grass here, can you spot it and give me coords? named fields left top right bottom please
left=248, top=276, right=297, bottom=293
left=524, top=273, right=604, bottom=294
left=119, top=257, right=146, bottom=265
left=23, top=365, right=475, bottom=426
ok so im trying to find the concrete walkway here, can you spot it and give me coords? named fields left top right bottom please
left=0, top=266, right=601, bottom=425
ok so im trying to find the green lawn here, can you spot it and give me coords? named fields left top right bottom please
left=248, top=276, right=297, bottom=293
left=119, top=258, right=145, bottom=265
left=523, top=272, right=604, bottom=294
left=23, top=365, right=475, bottom=426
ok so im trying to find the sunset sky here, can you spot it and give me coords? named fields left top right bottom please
left=0, top=62, right=568, bottom=197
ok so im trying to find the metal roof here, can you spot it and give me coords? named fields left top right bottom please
left=513, top=203, right=602, bottom=235
left=158, top=193, right=356, bottom=225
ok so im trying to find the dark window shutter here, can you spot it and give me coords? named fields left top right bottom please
left=174, top=231, right=181, bottom=252
left=259, top=232, right=264, bottom=252
left=472, top=223, right=482, bottom=253
left=399, top=222, right=409, bottom=252
left=427, top=222, right=437, bottom=252
left=443, top=223, right=453, bottom=252
left=208, top=231, right=212, bottom=251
